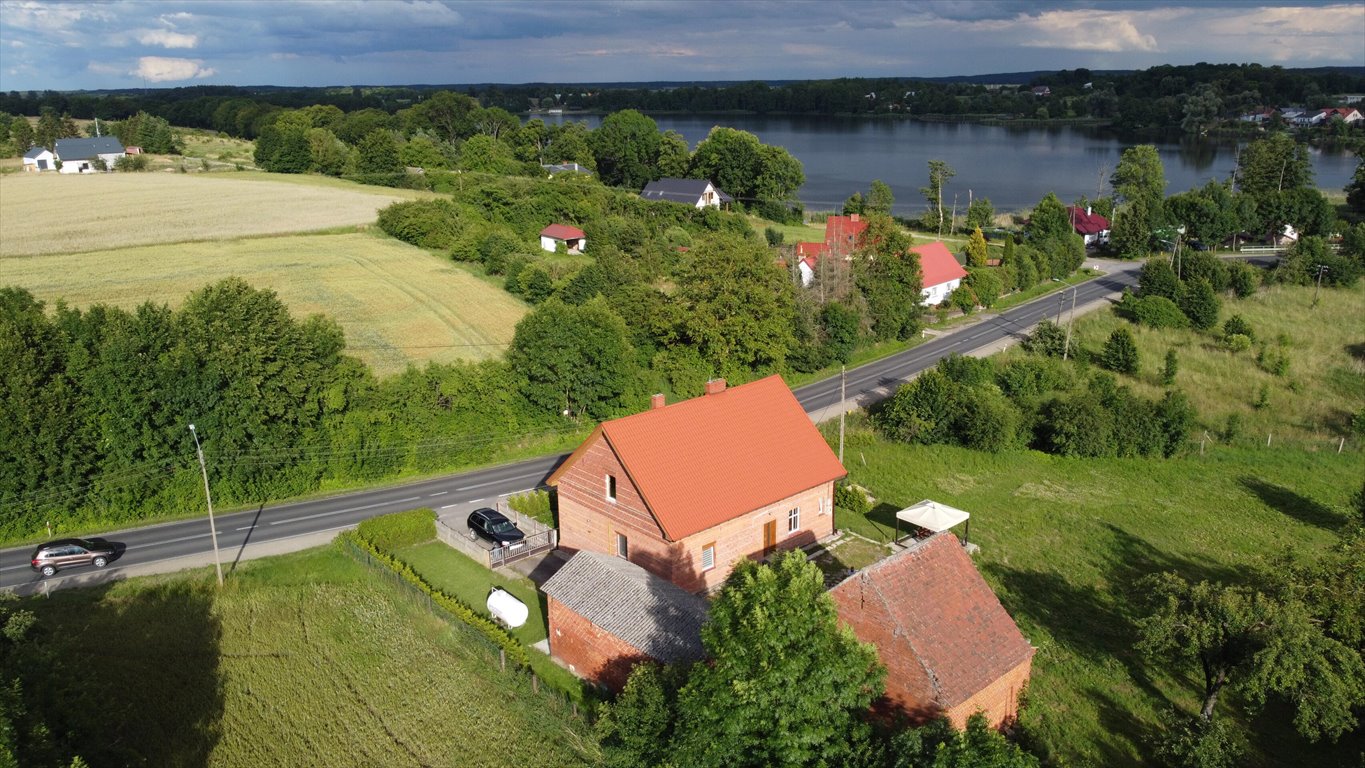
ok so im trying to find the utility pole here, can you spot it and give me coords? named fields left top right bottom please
left=189, top=424, right=224, bottom=586
left=1056, top=291, right=1065, bottom=324
left=1063, top=289, right=1077, bottom=361
left=838, top=366, right=846, bottom=465
left=1312, top=264, right=1329, bottom=305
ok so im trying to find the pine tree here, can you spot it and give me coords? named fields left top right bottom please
left=1102, top=326, right=1140, bottom=374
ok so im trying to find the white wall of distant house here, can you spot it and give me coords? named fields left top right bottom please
left=923, top=278, right=961, bottom=306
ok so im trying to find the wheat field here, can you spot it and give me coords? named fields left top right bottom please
left=5, top=230, right=525, bottom=376
left=0, top=171, right=426, bottom=257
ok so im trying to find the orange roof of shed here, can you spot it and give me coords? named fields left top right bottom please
left=547, top=375, right=846, bottom=541
left=540, top=223, right=586, bottom=240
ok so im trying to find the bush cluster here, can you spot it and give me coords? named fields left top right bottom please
left=355, top=508, right=436, bottom=551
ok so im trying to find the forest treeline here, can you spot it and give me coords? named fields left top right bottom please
left=1, top=63, right=1362, bottom=140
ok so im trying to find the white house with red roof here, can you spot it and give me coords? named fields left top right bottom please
left=539, top=223, right=587, bottom=254
left=1066, top=206, right=1111, bottom=247
left=797, top=213, right=868, bottom=286
left=912, top=241, right=968, bottom=306
left=1318, top=106, right=1363, bottom=124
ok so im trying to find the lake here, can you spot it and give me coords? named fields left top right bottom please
left=541, top=113, right=1359, bottom=217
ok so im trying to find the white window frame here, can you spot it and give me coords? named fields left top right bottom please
left=616, top=532, right=628, bottom=559
left=701, top=543, right=716, bottom=571
left=787, top=507, right=800, bottom=533
left=606, top=474, right=617, bottom=502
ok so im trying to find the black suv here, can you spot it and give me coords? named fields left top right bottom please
left=30, top=538, right=117, bottom=577
left=467, top=508, right=526, bottom=548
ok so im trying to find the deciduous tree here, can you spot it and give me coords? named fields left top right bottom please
left=590, top=109, right=661, bottom=189
left=506, top=297, right=638, bottom=419
left=920, top=160, right=955, bottom=236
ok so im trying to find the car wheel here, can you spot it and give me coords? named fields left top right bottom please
left=40, top=565, right=56, bottom=577
left=93, top=556, right=108, bottom=568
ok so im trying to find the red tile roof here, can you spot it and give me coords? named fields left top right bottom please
left=547, top=375, right=846, bottom=541
left=910, top=241, right=967, bottom=288
left=825, top=214, right=868, bottom=255
left=830, top=533, right=1034, bottom=711
left=796, top=241, right=829, bottom=259
left=1066, top=206, right=1110, bottom=236
left=540, top=223, right=586, bottom=240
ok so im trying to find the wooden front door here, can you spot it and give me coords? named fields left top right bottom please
left=762, top=520, right=777, bottom=556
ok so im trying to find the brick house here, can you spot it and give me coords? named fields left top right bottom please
left=829, top=533, right=1035, bottom=729
left=547, top=374, right=846, bottom=595
left=541, top=550, right=708, bottom=690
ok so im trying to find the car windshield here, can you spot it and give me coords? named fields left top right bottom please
left=490, top=521, right=517, bottom=534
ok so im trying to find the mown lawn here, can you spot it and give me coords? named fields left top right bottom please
left=14, top=545, right=598, bottom=768
left=4, top=230, right=526, bottom=376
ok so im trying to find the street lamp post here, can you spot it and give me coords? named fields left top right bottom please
left=188, top=424, right=224, bottom=586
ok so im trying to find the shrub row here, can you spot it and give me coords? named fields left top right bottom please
left=340, top=524, right=531, bottom=670
left=355, top=508, right=436, bottom=551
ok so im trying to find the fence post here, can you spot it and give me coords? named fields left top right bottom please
left=532, top=674, right=539, bottom=693
left=1339, top=437, right=1345, bottom=454
left=1266, top=432, right=1273, bottom=447
left=500, top=649, right=506, bottom=672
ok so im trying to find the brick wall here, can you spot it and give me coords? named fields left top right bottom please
left=943, top=657, right=1032, bottom=730
left=546, top=596, right=648, bottom=691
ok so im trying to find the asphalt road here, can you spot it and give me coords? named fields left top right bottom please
left=2, top=260, right=1147, bottom=594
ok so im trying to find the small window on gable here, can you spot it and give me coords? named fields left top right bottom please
left=787, top=507, right=800, bottom=533
left=701, top=543, right=715, bottom=571
left=616, top=532, right=629, bottom=559
left=606, top=474, right=617, bottom=502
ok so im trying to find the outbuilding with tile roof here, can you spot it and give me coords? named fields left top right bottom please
left=547, top=375, right=846, bottom=594
left=829, top=532, right=1035, bottom=729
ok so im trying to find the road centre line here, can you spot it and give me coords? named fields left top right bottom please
left=428, top=491, right=448, bottom=496
left=270, top=496, right=421, bottom=526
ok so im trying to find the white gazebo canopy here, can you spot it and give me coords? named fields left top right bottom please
left=895, top=499, right=970, bottom=544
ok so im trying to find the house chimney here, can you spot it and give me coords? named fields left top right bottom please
left=850, top=213, right=860, bottom=222
left=1086, top=206, right=1092, bottom=217
left=704, top=379, right=727, bottom=396
left=651, top=393, right=666, bottom=410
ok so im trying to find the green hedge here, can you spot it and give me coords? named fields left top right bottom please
left=340, top=528, right=531, bottom=670
left=356, top=508, right=436, bottom=551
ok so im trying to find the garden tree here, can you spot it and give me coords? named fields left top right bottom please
left=353, top=129, right=402, bottom=174
left=596, top=662, right=688, bottom=768
left=1178, top=278, right=1221, bottom=330
left=690, top=128, right=762, bottom=199
left=755, top=143, right=806, bottom=205
left=965, top=227, right=989, bottom=267
left=949, top=284, right=978, bottom=315
left=874, top=368, right=959, bottom=445
left=1110, top=194, right=1156, bottom=259
left=470, top=106, right=519, bottom=141
left=853, top=214, right=924, bottom=341
left=674, top=236, right=796, bottom=378
left=668, top=552, right=884, bottom=767
left=590, top=109, right=662, bottom=188
left=306, top=128, right=349, bottom=175
left=866, top=179, right=894, bottom=215
left=1346, top=157, right=1365, bottom=214
left=964, top=268, right=1001, bottom=309
left=920, top=160, right=955, bottom=235
left=1163, top=348, right=1179, bottom=385
left=459, top=134, right=518, bottom=174
left=843, top=192, right=865, bottom=215
left=1237, top=132, right=1313, bottom=200
left=1025, top=192, right=1073, bottom=242
left=401, top=90, right=477, bottom=142
left=1136, top=571, right=1365, bottom=741
left=9, top=117, right=33, bottom=151
left=545, top=121, right=594, bottom=167
left=508, top=118, right=549, bottom=163
left=1163, top=180, right=1256, bottom=246
left=965, top=196, right=994, bottom=231
left=656, top=130, right=691, bottom=178
left=1138, top=258, right=1181, bottom=301
left=399, top=136, right=451, bottom=170
left=1111, top=144, right=1167, bottom=208
left=1101, top=326, right=1140, bottom=374
left=506, top=296, right=639, bottom=419
left=868, top=713, right=1041, bottom=768
left=819, top=301, right=861, bottom=364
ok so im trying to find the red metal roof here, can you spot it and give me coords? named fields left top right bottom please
left=548, top=375, right=846, bottom=541
left=830, top=533, right=1035, bottom=710
left=1066, top=206, right=1110, bottom=236
left=911, top=241, right=967, bottom=288
left=540, top=223, right=586, bottom=240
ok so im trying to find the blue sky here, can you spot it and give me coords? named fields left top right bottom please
left=1, top=1, right=1362, bottom=91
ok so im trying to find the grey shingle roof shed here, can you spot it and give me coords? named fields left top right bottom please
left=640, top=178, right=732, bottom=206
left=54, top=136, right=125, bottom=161
left=23, top=146, right=48, bottom=159
left=542, top=550, right=708, bottom=664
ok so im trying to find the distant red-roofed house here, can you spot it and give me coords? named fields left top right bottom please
left=825, top=213, right=869, bottom=257
left=911, top=241, right=968, bottom=306
left=547, top=375, right=846, bottom=595
left=830, top=533, right=1035, bottom=729
left=796, top=241, right=831, bottom=286
left=1319, top=106, right=1363, bottom=124
left=540, top=224, right=587, bottom=254
left=1066, top=206, right=1110, bottom=246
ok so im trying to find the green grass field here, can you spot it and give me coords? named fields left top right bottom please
left=14, top=545, right=598, bottom=768
left=3, top=229, right=527, bottom=376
